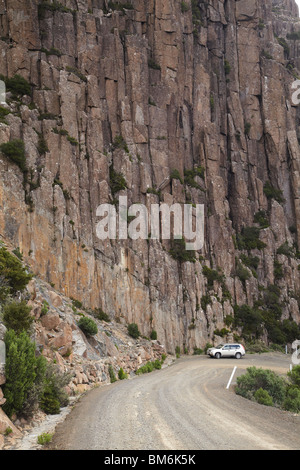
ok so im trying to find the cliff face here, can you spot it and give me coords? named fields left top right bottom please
left=0, top=0, right=300, bottom=353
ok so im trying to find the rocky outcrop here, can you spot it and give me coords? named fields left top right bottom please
left=0, top=0, right=299, bottom=355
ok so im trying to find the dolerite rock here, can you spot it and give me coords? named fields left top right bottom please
left=0, top=0, right=299, bottom=353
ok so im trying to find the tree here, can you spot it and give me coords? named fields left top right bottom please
left=0, top=246, right=32, bottom=295
left=3, top=330, right=37, bottom=417
left=3, top=301, right=33, bottom=335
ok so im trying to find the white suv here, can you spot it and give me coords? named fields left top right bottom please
left=207, top=343, right=245, bottom=359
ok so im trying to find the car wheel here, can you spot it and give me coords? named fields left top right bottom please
left=235, top=352, right=241, bottom=359
left=215, top=352, right=221, bottom=359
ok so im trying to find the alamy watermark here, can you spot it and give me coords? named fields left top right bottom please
left=291, top=79, right=300, bottom=105
left=292, top=340, right=300, bottom=365
left=96, top=196, right=204, bottom=251
left=0, top=79, right=6, bottom=104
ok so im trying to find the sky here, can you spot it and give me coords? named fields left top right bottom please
left=296, top=0, right=300, bottom=15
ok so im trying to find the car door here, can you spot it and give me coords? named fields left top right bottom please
left=222, top=345, right=231, bottom=357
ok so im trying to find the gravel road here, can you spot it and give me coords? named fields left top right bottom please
left=48, top=353, right=300, bottom=450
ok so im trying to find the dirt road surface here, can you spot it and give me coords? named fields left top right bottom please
left=48, top=353, right=300, bottom=450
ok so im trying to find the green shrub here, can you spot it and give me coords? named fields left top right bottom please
left=201, top=294, right=212, bottom=312
left=1, top=74, right=31, bottom=97
left=38, top=1, right=75, bottom=17
left=170, top=169, right=184, bottom=184
left=66, top=66, right=87, bottom=82
left=107, top=1, right=134, bottom=12
left=169, top=238, right=196, bottom=263
left=214, top=328, right=230, bottom=337
left=37, top=433, right=53, bottom=445
left=235, top=366, right=287, bottom=406
left=0, top=139, right=26, bottom=172
left=276, top=37, right=290, bottom=55
left=39, top=362, right=71, bottom=415
left=39, top=387, right=60, bottom=415
left=118, top=368, right=128, bottom=380
left=235, top=261, right=251, bottom=284
left=244, top=122, right=251, bottom=136
left=150, top=330, right=157, bottom=340
left=3, top=330, right=37, bottom=417
left=109, top=166, right=128, bottom=196
left=0, top=246, right=32, bottom=296
left=153, top=359, right=162, bottom=369
left=233, top=304, right=264, bottom=338
left=281, top=320, right=300, bottom=344
left=77, top=316, right=98, bottom=336
left=92, top=308, right=111, bottom=322
left=71, top=297, right=83, bottom=309
left=236, top=226, right=266, bottom=251
left=287, top=365, right=300, bottom=388
left=276, top=241, right=294, bottom=257
left=287, top=31, right=300, bottom=40
left=254, top=210, right=269, bottom=228
left=41, top=47, right=62, bottom=57
left=181, top=1, right=189, bottom=13
left=240, top=254, right=259, bottom=272
left=108, top=365, right=117, bottom=383
left=3, top=301, right=33, bottom=335
left=112, top=135, right=129, bottom=153
left=184, top=166, right=205, bottom=188
left=41, top=300, right=49, bottom=316
left=263, top=181, right=284, bottom=203
left=127, top=322, right=140, bottom=339
left=193, top=347, right=204, bottom=355
left=274, top=260, right=283, bottom=280
left=254, top=388, right=273, bottom=406
left=282, top=386, right=300, bottom=413
left=0, top=105, right=10, bottom=123
left=202, top=265, right=224, bottom=288
left=136, top=359, right=162, bottom=375
left=191, top=0, right=202, bottom=25
left=148, top=59, right=161, bottom=71
left=224, top=59, right=231, bottom=75
left=37, top=134, right=49, bottom=155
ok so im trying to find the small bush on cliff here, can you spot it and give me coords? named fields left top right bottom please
left=169, top=238, right=196, bottom=263
left=92, top=307, right=111, bottom=322
left=127, top=322, right=140, bottom=339
left=0, top=139, right=27, bottom=173
left=150, top=330, right=157, bottom=340
left=202, top=265, right=224, bottom=288
left=78, top=316, right=98, bottom=337
left=109, top=166, right=128, bottom=196
left=0, top=74, right=31, bottom=97
left=236, top=226, right=267, bottom=251
left=0, top=246, right=32, bottom=296
left=263, top=181, right=284, bottom=203
left=107, top=1, right=134, bottom=13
